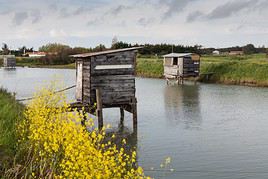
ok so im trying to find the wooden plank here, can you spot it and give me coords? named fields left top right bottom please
left=91, top=88, right=135, bottom=93
left=92, top=58, right=134, bottom=65
left=91, top=83, right=135, bottom=89
left=183, top=64, right=199, bottom=68
left=92, top=75, right=134, bottom=80
left=91, top=68, right=135, bottom=76
left=91, top=78, right=135, bottom=84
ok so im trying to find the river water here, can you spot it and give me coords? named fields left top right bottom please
left=1, top=67, right=268, bottom=179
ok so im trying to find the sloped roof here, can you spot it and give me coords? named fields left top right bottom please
left=163, top=53, right=193, bottom=58
left=71, top=47, right=143, bottom=58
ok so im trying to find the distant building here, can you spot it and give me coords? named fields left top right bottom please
left=3, top=55, right=16, bottom=68
left=212, top=50, right=220, bottom=55
left=26, top=51, right=46, bottom=58
left=229, top=51, right=244, bottom=55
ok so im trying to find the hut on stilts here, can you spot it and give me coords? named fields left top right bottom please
left=163, top=53, right=200, bottom=84
left=71, top=47, right=142, bottom=129
left=3, top=55, right=16, bottom=68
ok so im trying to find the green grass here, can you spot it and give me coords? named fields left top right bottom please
left=136, top=58, right=163, bottom=78
left=0, top=89, right=24, bottom=174
left=200, top=53, right=268, bottom=86
left=18, top=63, right=76, bottom=69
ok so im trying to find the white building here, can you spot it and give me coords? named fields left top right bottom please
left=212, top=50, right=220, bottom=55
left=26, top=52, right=46, bottom=58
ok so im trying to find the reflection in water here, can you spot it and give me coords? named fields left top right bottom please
left=2, top=67, right=17, bottom=77
left=164, top=83, right=202, bottom=129
left=105, top=122, right=138, bottom=166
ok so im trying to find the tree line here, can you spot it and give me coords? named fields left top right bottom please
left=1, top=42, right=267, bottom=65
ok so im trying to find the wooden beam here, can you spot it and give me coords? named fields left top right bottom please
left=132, top=97, right=137, bottom=128
left=120, top=107, right=124, bottom=123
left=96, top=88, right=103, bottom=129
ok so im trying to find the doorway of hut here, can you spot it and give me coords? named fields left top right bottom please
left=173, top=57, right=178, bottom=65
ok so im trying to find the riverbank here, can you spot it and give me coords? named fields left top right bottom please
left=0, top=89, right=24, bottom=175
left=199, top=53, right=268, bottom=87
left=0, top=87, right=147, bottom=178
left=137, top=54, right=268, bottom=87
left=3, top=54, right=268, bottom=87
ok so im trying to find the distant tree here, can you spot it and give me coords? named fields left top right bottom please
left=38, top=43, right=73, bottom=65
left=93, top=44, right=106, bottom=52
left=242, top=44, right=256, bottom=55
left=112, top=41, right=132, bottom=49
left=2, top=43, right=10, bottom=55
left=39, top=43, right=71, bottom=53
left=72, top=47, right=92, bottom=54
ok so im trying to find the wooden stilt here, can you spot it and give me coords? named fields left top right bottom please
left=81, top=111, right=87, bottom=126
left=132, top=97, right=137, bottom=129
left=120, top=107, right=124, bottom=124
left=96, top=89, right=103, bottom=129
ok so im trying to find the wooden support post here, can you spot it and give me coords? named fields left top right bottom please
left=81, top=111, right=87, bottom=126
left=132, top=97, right=137, bottom=129
left=120, top=107, right=124, bottom=124
left=96, top=89, right=103, bottom=129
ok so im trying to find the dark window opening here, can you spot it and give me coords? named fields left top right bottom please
left=173, top=57, right=178, bottom=65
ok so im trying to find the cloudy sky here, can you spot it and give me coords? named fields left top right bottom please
left=0, top=0, right=268, bottom=49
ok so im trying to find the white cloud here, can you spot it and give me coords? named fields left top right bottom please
left=0, top=0, right=267, bottom=49
left=49, top=29, right=68, bottom=38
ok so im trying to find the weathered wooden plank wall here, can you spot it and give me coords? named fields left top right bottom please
left=3, top=57, right=16, bottom=67
left=81, top=51, right=136, bottom=106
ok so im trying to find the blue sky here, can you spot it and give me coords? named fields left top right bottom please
left=0, top=0, right=268, bottom=50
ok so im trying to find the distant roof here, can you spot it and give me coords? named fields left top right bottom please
left=26, top=52, right=46, bottom=55
left=163, top=53, right=193, bottom=58
left=71, top=47, right=143, bottom=58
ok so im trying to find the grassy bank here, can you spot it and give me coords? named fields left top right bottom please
left=136, top=57, right=163, bottom=78
left=0, top=87, right=147, bottom=178
left=200, top=53, right=268, bottom=86
left=3, top=54, right=268, bottom=87
left=0, top=89, right=24, bottom=174
left=17, top=63, right=76, bottom=69
left=137, top=54, right=268, bottom=87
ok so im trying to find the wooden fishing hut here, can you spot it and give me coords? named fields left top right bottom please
left=3, top=55, right=16, bottom=68
left=71, top=47, right=142, bottom=129
left=163, top=53, right=200, bottom=84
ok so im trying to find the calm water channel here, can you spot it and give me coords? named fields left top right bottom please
left=1, top=67, right=268, bottom=179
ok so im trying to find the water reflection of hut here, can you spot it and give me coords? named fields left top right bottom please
left=164, top=84, right=202, bottom=129
left=3, top=55, right=16, bottom=68
left=163, top=53, right=200, bottom=84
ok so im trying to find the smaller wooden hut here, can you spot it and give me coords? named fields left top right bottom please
left=3, top=55, right=16, bottom=68
left=163, top=53, right=200, bottom=84
left=71, top=47, right=142, bottom=129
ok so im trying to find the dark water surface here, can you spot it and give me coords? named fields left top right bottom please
left=1, top=67, right=268, bottom=179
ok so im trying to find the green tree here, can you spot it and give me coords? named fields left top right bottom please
left=2, top=43, right=10, bottom=55
left=39, top=43, right=71, bottom=53
left=243, top=44, right=256, bottom=55
left=93, top=44, right=106, bottom=52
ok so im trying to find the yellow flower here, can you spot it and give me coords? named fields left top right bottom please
left=17, top=82, right=148, bottom=178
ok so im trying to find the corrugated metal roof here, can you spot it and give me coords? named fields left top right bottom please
left=71, top=47, right=143, bottom=58
left=163, top=53, right=193, bottom=58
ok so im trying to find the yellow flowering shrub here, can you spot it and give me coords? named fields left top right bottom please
left=18, top=84, right=149, bottom=178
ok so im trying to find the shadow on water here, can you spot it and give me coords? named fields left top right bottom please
left=164, top=83, right=202, bottom=129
